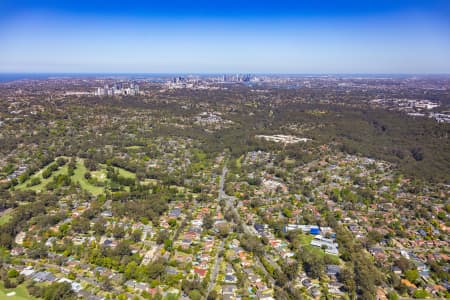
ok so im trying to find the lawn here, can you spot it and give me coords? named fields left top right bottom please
left=0, top=209, right=13, bottom=225
left=304, top=244, right=327, bottom=257
left=98, top=164, right=136, bottom=179
left=140, top=179, right=158, bottom=186
left=284, top=157, right=296, bottom=165
left=74, top=160, right=137, bottom=194
left=14, top=157, right=137, bottom=196
left=297, top=234, right=327, bottom=257
left=0, top=283, right=37, bottom=300
left=235, top=155, right=244, bottom=169
left=125, top=145, right=143, bottom=150
left=72, top=159, right=105, bottom=196
left=170, top=185, right=186, bottom=193
left=14, top=158, right=104, bottom=195
left=297, top=233, right=314, bottom=246
left=300, top=235, right=341, bottom=264
left=16, top=164, right=69, bottom=192
left=91, top=170, right=107, bottom=182
left=114, top=166, right=136, bottom=179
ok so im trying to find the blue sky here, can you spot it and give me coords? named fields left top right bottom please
left=0, top=0, right=449, bottom=73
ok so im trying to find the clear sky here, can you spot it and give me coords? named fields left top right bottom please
left=0, top=0, right=449, bottom=73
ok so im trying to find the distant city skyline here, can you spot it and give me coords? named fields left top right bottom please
left=1, top=0, right=450, bottom=73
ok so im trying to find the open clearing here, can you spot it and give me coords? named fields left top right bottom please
left=14, top=157, right=137, bottom=196
left=0, top=208, right=13, bottom=225
left=0, top=283, right=37, bottom=300
left=72, top=158, right=105, bottom=195
left=15, top=164, right=69, bottom=192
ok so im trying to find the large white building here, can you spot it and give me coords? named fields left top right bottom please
left=95, top=82, right=140, bottom=96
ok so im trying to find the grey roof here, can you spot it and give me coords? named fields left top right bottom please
left=222, top=284, right=237, bottom=293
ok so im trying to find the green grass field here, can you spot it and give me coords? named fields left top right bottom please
left=298, top=233, right=314, bottom=246
left=298, top=234, right=326, bottom=255
left=140, top=178, right=158, bottom=186
left=15, top=157, right=137, bottom=196
left=108, top=165, right=136, bottom=179
left=125, top=145, right=143, bottom=150
left=297, top=233, right=341, bottom=263
left=0, top=283, right=37, bottom=300
left=235, top=155, right=244, bottom=169
left=0, top=209, right=13, bottom=225
left=72, top=159, right=105, bottom=195
left=15, top=164, right=69, bottom=192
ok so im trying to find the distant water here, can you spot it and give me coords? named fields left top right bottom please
left=0, top=73, right=51, bottom=82
left=1, top=73, right=443, bottom=83
left=0, top=73, right=183, bottom=83
left=0, top=73, right=97, bottom=83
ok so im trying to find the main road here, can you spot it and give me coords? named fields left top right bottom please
left=218, top=166, right=278, bottom=288
left=205, top=165, right=227, bottom=298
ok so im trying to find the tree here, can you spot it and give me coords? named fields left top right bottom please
left=125, top=261, right=138, bottom=280
left=405, top=269, right=419, bottom=283
left=114, top=241, right=131, bottom=256
left=282, top=260, right=299, bottom=281
left=168, top=219, right=177, bottom=228
left=353, top=253, right=380, bottom=299
left=43, top=282, right=75, bottom=300
left=274, top=268, right=289, bottom=287
left=338, top=267, right=356, bottom=297
left=84, top=159, right=98, bottom=171
left=3, top=278, right=16, bottom=289
left=71, top=217, right=90, bottom=233
left=93, top=218, right=106, bottom=235
left=395, top=257, right=414, bottom=272
left=145, top=260, right=165, bottom=279
left=189, top=290, right=202, bottom=300
left=112, top=225, right=125, bottom=239
left=27, top=177, right=41, bottom=187
left=366, top=230, right=383, bottom=246
left=217, top=222, right=230, bottom=238
left=7, top=269, right=19, bottom=278
left=156, top=230, right=169, bottom=245
left=164, top=239, right=173, bottom=251
left=207, top=291, right=218, bottom=300
left=131, top=230, right=142, bottom=242
left=240, top=234, right=264, bottom=255
left=56, top=157, right=67, bottom=166
left=411, top=147, right=424, bottom=161
left=203, top=213, right=214, bottom=230
left=299, top=247, right=324, bottom=279
left=387, top=291, right=399, bottom=300
left=412, top=289, right=429, bottom=299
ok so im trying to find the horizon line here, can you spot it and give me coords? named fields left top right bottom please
left=1, top=72, right=450, bottom=76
